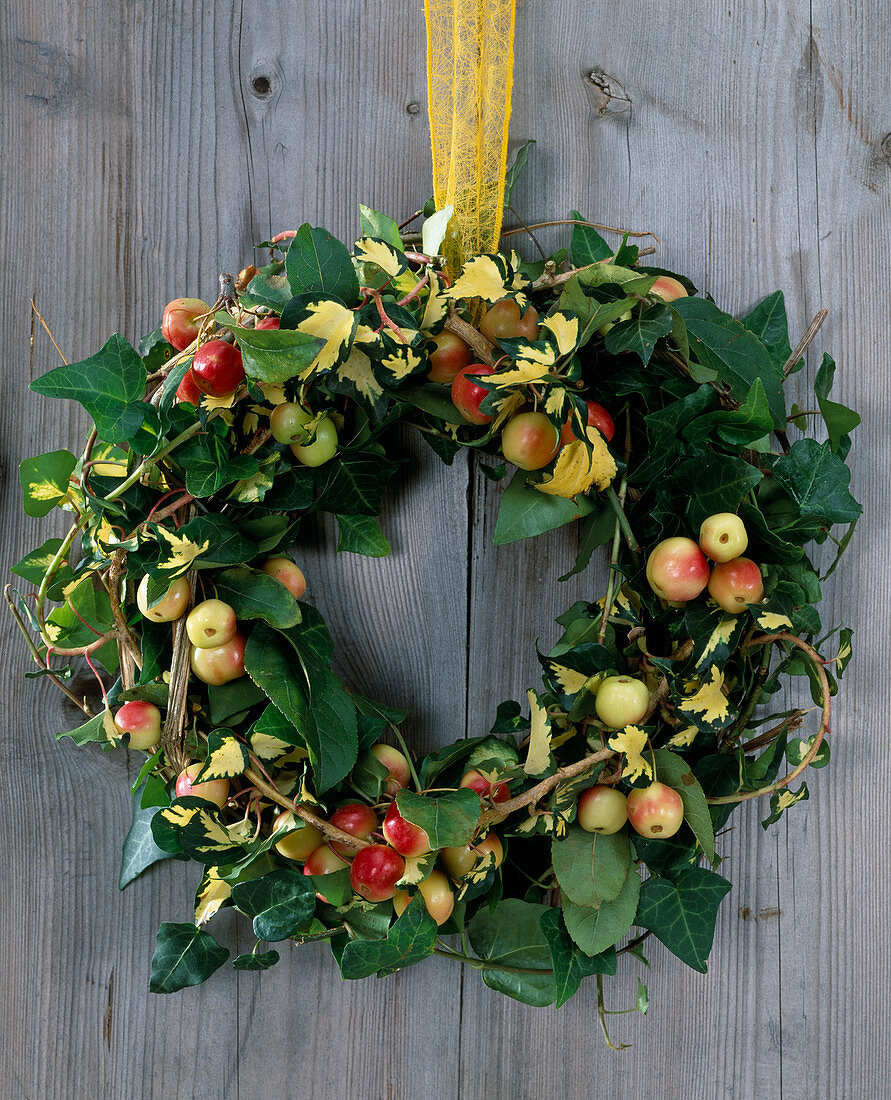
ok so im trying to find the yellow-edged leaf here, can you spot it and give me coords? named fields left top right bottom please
left=418, top=272, right=449, bottom=332
left=488, top=343, right=556, bottom=387
left=753, top=609, right=793, bottom=631
left=354, top=237, right=406, bottom=277
left=667, top=725, right=699, bottom=748
left=608, top=725, right=653, bottom=783
left=775, top=786, right=808, bottom=811
left=524, top=689, right=553, bottom=776
left=679, top=666, right=732, bottom=727
left=535, top=428, right=617, bottom=499
left=448, top=255, right=510, bottom=303
left=195, top=868, right=232, bottom=925
left=540, top=311, right=580, bottom=356
left=297, top=299, right=358, bottom=377
left=155, top=526, right=210, bottom=573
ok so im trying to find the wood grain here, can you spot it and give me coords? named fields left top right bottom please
left=1, top=0, right=889, bottom=1097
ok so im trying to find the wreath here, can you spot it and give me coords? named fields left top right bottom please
left=11, top=198, right=859, bottom=1045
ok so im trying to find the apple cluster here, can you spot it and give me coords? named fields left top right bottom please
left=575, top=782, right=684, bottom=840
left=645, top=513, right=765, bottom=613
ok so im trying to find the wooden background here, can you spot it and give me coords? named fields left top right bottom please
left=1, top=1, right=887, bottom=1096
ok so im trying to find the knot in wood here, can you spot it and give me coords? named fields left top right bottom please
left=585, top=68, right=631, bottom=116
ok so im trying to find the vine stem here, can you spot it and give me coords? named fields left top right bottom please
left=706, top=633, right=830, bottom=805
left=432, top=946, right=553, bottom=976
left=603, top=485, right=639, bottom=553
left=104, top=422, right=203, bottom=504
left=242, top=766, right=372, bottom=851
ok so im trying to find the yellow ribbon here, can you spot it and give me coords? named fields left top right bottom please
left=424, top=0, right=517, bottom=275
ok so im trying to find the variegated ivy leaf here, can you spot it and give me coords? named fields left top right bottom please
left=751, top=606, right=793, bottom=632
left=543, top=385, right=575, bottom=428
left=454, top=835, right=506, bottom=900
left=287, top=297, right=359, bottom=379
left=785, top=734, right=830, bottom=770
left=354, top=236, right=408, bottom=278
left=613, top=585, right=644, bottom=627
left=685, top=606, right=745, bottom=674
left=834, top=629, right=853, bottom=676
left=447, top=253, right=529, bottom=306
left=551, top=760, right=606, bottom=838
left=230, top=452, right=279, bottom=504
left=19, top=449, right=77, bottom=517
left=535, top=429, right=617, bottom=500
left=761, top=783, right=809, bottom=828
left=487, top=341, right=557, bottom=387
left=481, top=389, right=525, bottom=436
left=250, top=729, right=295, bottom=761
left=607, top=725, right=653, bottom=783
left=676, top=666, right=735, bottom=732
left=158, top=803, right=200, bottom=831
left=524, top=689, right=553, bottom=777
left=180, top=808, right=246, bottom=862
left=397, top=853, right=437, bottom=888
left=195, top=729, right=249, bottom=782
left=545, top=662, right=590, bottom=698
left=418, top=271, right=449, bottom=333
left=667, top=725, right=699, bottom=749
left=540, top=311, right=582, bottom=357
left=154, top=525, right=211, bottom=576
left=195, top=868, right=232, bottom=925
left=326, top=347, right=388, bottom=418
left=371, top=335, right=426, bottom=387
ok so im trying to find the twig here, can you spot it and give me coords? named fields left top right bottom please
left=443, top=313, right=498, bottom=367
left=781, top=309, right=828, bottom=378
left=30, top=299, right=68, bottom=364
left=501, top=219, right=659, bottom=245
left=242, top=766, right=372, bottom=851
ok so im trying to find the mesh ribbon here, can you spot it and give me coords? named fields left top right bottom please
left=424, top=0, right=517, bottom=275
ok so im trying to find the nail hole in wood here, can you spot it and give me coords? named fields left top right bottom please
left=251, top=75, right=272, bottom=97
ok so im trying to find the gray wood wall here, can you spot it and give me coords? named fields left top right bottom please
left=1, top=2, right=887, bottom=1097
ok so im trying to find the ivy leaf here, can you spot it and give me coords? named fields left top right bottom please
left=195, top=729, right=250, bottom=782
left=232, top=950, right=281, bottom=972
left=244, top=625, right=309, bottom=737
left=468, top=899, right=557, bottom=1007
left=285, top=223, right=359, bottom=305
left=172, top=422, right=259, bottom=498
left=396, top=788, right=481, bottom=849
left=569, top=210, right=612, bottom=265
left=684, top=377, right=774, bottom=448
left=493, top=470, right=594, bottom=545
left=336, top=514, right=391, bottom=557
left=214, top=317, right=324, bottom=386
left=149, top=922, right=229, bottom=993
left=772, top=438, right=862, bottom=539
left=503, top=139, right=536, bottom=205
left=551, top=827, right=632, bottom=908
left=540, top=908, right=616, bottom=1008
left=11, top=539, right=75, bottom=596
left=761, top=782, right=810, bottom=827
left=339, top=895, right=438, bottom=979
left=742, top=290, right=793, bottom=371
left=230, top=867, right=316, bottom=941
left=673, top=297, right=786, bottom=427
left=814, top=353, right=860, bottom=458
left=674, top=452, right=763, bottom=529
left=120, top=785, right=179, bottom=888
left=635, top=867, right=732, bottom=972
left=214, top=566, right=303, bottom=628
left=604, top=304, right=672, bottom=366
left=561, top=866, right=641, bottom=957
left=30, top=333, right=149, bottom=444
left=359, top=204, right=403, bottom=250
left=19, top=450, right=77, bottom=517
left=650, top=749, right=716, bottom=862
left=315, top=450, right=404, bottom=517
left=173, top=515, right=257, bottom=569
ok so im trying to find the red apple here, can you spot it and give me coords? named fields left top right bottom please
left=190, top=631, right=246, bottom=685
left=370, top=744, right=411, bottom=796
left=451, top=364, right=496, bottom=426
left=501, top=411, right=560, bottom=471
left=427, top=330, right=472, bottom=384
left=162, top=297, right=210, bottom=351
left=645, top=537, right=710, bottom=602
left=186, top=599, right=237, bottom=649
left=349, top=844, right=405, bottom=902
left=650, top=276, right=688, bottom=303
left=191, top=340, right=245, bottom=397
left=559, top=400, right=616, bottom=446
left=329, top=803, right=378, bottom=858
left=626, top=782, right=684, bottom=839
left=261, top=556, right=307, bottom=600
left=708, top=557, right=764, bottom=614
left=175, top=763, right=230, bottom=809
left=175, top=369, right=203, bottom=406
left=459, top=769, right=509, bottom=804
left=113, top=700, right=161, bottom=751
left=382, top=801, right=431, bottom=857
left=255, top=316, right=280, bottom=330
left=479, top=299, right=539, bottom=343
left=273, top=810, right=324, bottom=862
left=576, top=785, right=628, bottom=834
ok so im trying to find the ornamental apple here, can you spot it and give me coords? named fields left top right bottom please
left=451, top=363, right=496, bottom=425
left=460, top=768, right=510, bottom=803
left=273, top=810, right=324, bottom=861
left=255, top=315, right=280, bottom=330
left=349, top=844, right=405, bottom=902
left=441, top=833, right=504, bottom=881
left=559, top=400, right=616, bottom=446
left=191, top=339, right=245, bottom=397
left=645, top=537, right=710, bottom=602
left=329, top=803, right=379, bottom=858
left=175, top=369, right=203, bottom=406
left=186, top=599, right=237, bottom=649
left=261, top=556, right=307, bottom=600
left=270, top=402, right=313, bottom=445
left=650, top=276, right=688, bottom=303
left=595, top=675, right=650, bottom=729
left=304, top=844, right=350, bottom=902
left=190, top=631, right=246, bottom=685
left=161, top=297, right=210, bottom=351
left=113, top=700, right=161, bottom=751
left=175, top=763, right=230, bottom=809
left=479, top=298, right=539, bottom=343
left=699, top=513, right=749, bottom=563
left=393, top=870, right=455, bottom=926
left=382, top=801, right=431, bottom=857
left=626, top=782, right=684, bottom=838
left=576, top=785, right=628, bottom=834
left=370, top=743, right=411, bottom=796
left=136, top=575, right=190, bottom=622
left=501, top=411, right=560, bottom=471
left=427, top=330, right=472, bottom=384
left=708, top=557, right=764, bottom=614
left=290, top=417, right=338, bottom=466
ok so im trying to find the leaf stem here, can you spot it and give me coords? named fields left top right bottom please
left=432, top=946, right=553, bottom=976
left=603, top=484, right=639, bottom=553
left=104, top=422, right=203, bottom=505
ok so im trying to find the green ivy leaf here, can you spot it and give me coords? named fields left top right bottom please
left=149, top=922, right=229, bottom=993
left=285, top=224, right=359, bottom=304
left=359, top=205, right=403, bottom=250
left=772, top=438, right=861, bottom=540
left=232, top=949, right=281, bottom=971
left=651, top=749, right=716, bottom=862
left=30, top=333, right=150, bottom=444
left=19, top=450, right=77, bottom=517
left=230, top=867, right=316, bottom=941
left=493, top=471, right=595, bottom=545
left=635, top=867, right=731, bottom=972
left=561, top=866, right=641, bottom=957
left=315, top=450, right=404, bottom=517
left=395, top=788, right=481, bottom=849
left=339, top=895, right=438, bottom=979
left=540, top=907, right=616, bottom=1008
left=814, top=353, right=860, bottom=459
left=569, top=210, right=613, bottom=266
left=551, top=827, right=632, bottom=908
left=742, top=290, right=793, bottom=371
left=674, top=452, right=763, bottom=529
left=336, top=514, right=391, bottom=557
left=604, top=304, right=673, bottom=366
left=684, top=377, right=774, bottom=448
left=172, top=421, right=259, bottom=498
left=214, top=566, right=303, bottom=628
left=468, top=899, right=556, bottom=1006
left=120, top=785, right=180, bottom=888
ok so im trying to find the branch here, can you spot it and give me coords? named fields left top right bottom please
left=782, top=309, right=828, bottom=378
left=242, top=766, right=371, bottom=851
left=443, top=313, right=498, bottom=366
